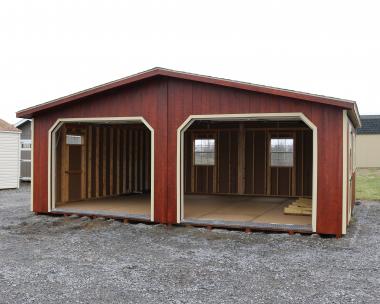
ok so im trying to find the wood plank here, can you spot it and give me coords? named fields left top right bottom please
left=80, top=128, right=87, bottom=200
left=237, top=123, right=245, bottom=194
left=211, top=133, right=216, bottom=192
left=155, top=78, right=168, bottom=223
left=102, top=127, right=107, bottom=196
left=292, top=132, right=296, bottom=196
left=87, top=125, right=92, bottom=198
left=301, top=132, right=304, bottom=195
left=205, top=134, right=209, bottom=193
left=123, top=128, right=127, bottom=193
left=266, top=131, right=271, bottom=195
left=253, top=131, right=266, bottom=194
left=61, top=126, right=69, bottom=203
left=145, top=130, right=150, bottom=190
left=140, top=129, right=143, bottom=191
left=216, top=130, right=220, bottom=193
left=284, top=208, right=312, bottom=216
left=252, top=132, right=255, bottom=193
left=284, top=197, right=312, bottom=215
left=228, top=131, right=231, bottom=193
left=191, top=132, right=195, bottom=192
left=95, top=126, right=100, bottom=198
left=134, top=130, right=138, bottom=191
left=128, top=129, right=133, bottom=192
left=116, top=127, right=120, bottom=195
left=110, top=127, right=114, bottom=196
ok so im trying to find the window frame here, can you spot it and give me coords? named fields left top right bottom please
left=193, top=137, right=216, bottom=166
left=20, top=139, right=32, bottom=151
left=270, top=136, right=294, bottom=168
left=66, top=134, right=83, bottom=145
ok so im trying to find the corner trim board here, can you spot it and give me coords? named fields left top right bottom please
left=30, top=119, right=34, bottom=212
left=342, top=110, right=348, bottom=234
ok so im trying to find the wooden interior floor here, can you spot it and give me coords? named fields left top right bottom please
left=184, top=194, right=312, bottom=226
left=55, top=194, right=311, bottom=226
left=55, top=194, right=150, bottom=218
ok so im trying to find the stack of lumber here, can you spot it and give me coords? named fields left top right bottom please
left=284, top=198, right=312, bottom=216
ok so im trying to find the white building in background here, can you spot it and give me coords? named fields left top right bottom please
left=356, top=115, right=380, bottom=168
left=0, top=119, right=21, bottom=189
left=15, top=119, right=32, bottom=181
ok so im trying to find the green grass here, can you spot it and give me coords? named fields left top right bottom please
left=356, top=168, right=380, bottom=201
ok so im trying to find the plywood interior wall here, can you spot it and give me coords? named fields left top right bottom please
left=56, top=123, right=151, bottom=204
left=184, top=120, right=313, bottom=197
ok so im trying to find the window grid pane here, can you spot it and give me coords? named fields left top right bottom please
left=66, top=135, right=82, bottom=145
left=270, top=138, right=293, bottom=167
left=194, top=139, right=215, bottom=166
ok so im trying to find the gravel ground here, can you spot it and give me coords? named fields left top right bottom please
left=0, top=184, right=379, bottom=304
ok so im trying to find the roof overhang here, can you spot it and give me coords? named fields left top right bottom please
left=16, top=67, right=361, bottom=128
left=14, top=118, right=31, bottom=128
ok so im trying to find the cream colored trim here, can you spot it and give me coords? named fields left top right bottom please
left=0, top=130, right=22, bottom=134
left=48, top=116, right=155, bottom=221
left=176, top=112, right=318, bottom=232
left=48, top=121, right=61, bottom=213
left=353, top=129, right=356, bottom=171
left=50, top=123, right=57, bottom=212
left=30, top=119, right=34, bottom=212
left=353, top=103, right=361, bottom=128
left=342, top=110, right=348, bottom=234
left=16, top=132, right=21, bottom=189
left=347, top=116, right=355, bottom=224
left=346, top=120, right=355, bottom=226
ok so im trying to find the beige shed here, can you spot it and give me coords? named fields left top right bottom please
left=356, top=115, right=380, bottom=168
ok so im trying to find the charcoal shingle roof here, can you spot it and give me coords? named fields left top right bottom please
left=357, top=115, right=380, bottom=134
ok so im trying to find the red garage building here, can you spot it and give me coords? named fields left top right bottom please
left=17, top=68, right=360, bottom=237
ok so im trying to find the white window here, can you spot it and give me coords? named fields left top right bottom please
left=194, top=139, right=215, bottom=166
left=270, top=138, right=294, bottom=167
left=20, top=140, right=32, bottom=150
left=66, top=135, right=83, bottom=145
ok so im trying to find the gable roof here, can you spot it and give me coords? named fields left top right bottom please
left=14, top=118, right=31, bottom=128
left=357, top=115, right=380, bottom=134
left=16, top=67, right=361, bottom=127
left=0, top=119, right=20, bottom=132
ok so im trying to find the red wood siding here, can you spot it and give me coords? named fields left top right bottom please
left=32, top=78, right=170, bottom=223
left=32, top=76, right=345, bottom=234
left=166, top=78, right=343, bottom=235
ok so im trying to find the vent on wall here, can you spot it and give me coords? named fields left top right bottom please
left=66, top=135, right=82, bottom=145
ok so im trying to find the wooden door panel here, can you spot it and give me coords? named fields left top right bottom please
left=68, top=145, right=82, bottom=201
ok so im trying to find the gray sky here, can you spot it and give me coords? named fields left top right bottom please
left=1, top=0, right=379, bottom=124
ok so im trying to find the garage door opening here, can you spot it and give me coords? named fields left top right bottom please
left=49, top=118, right=154, bottom=221
left=178, top=114, right=317, bottom=232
